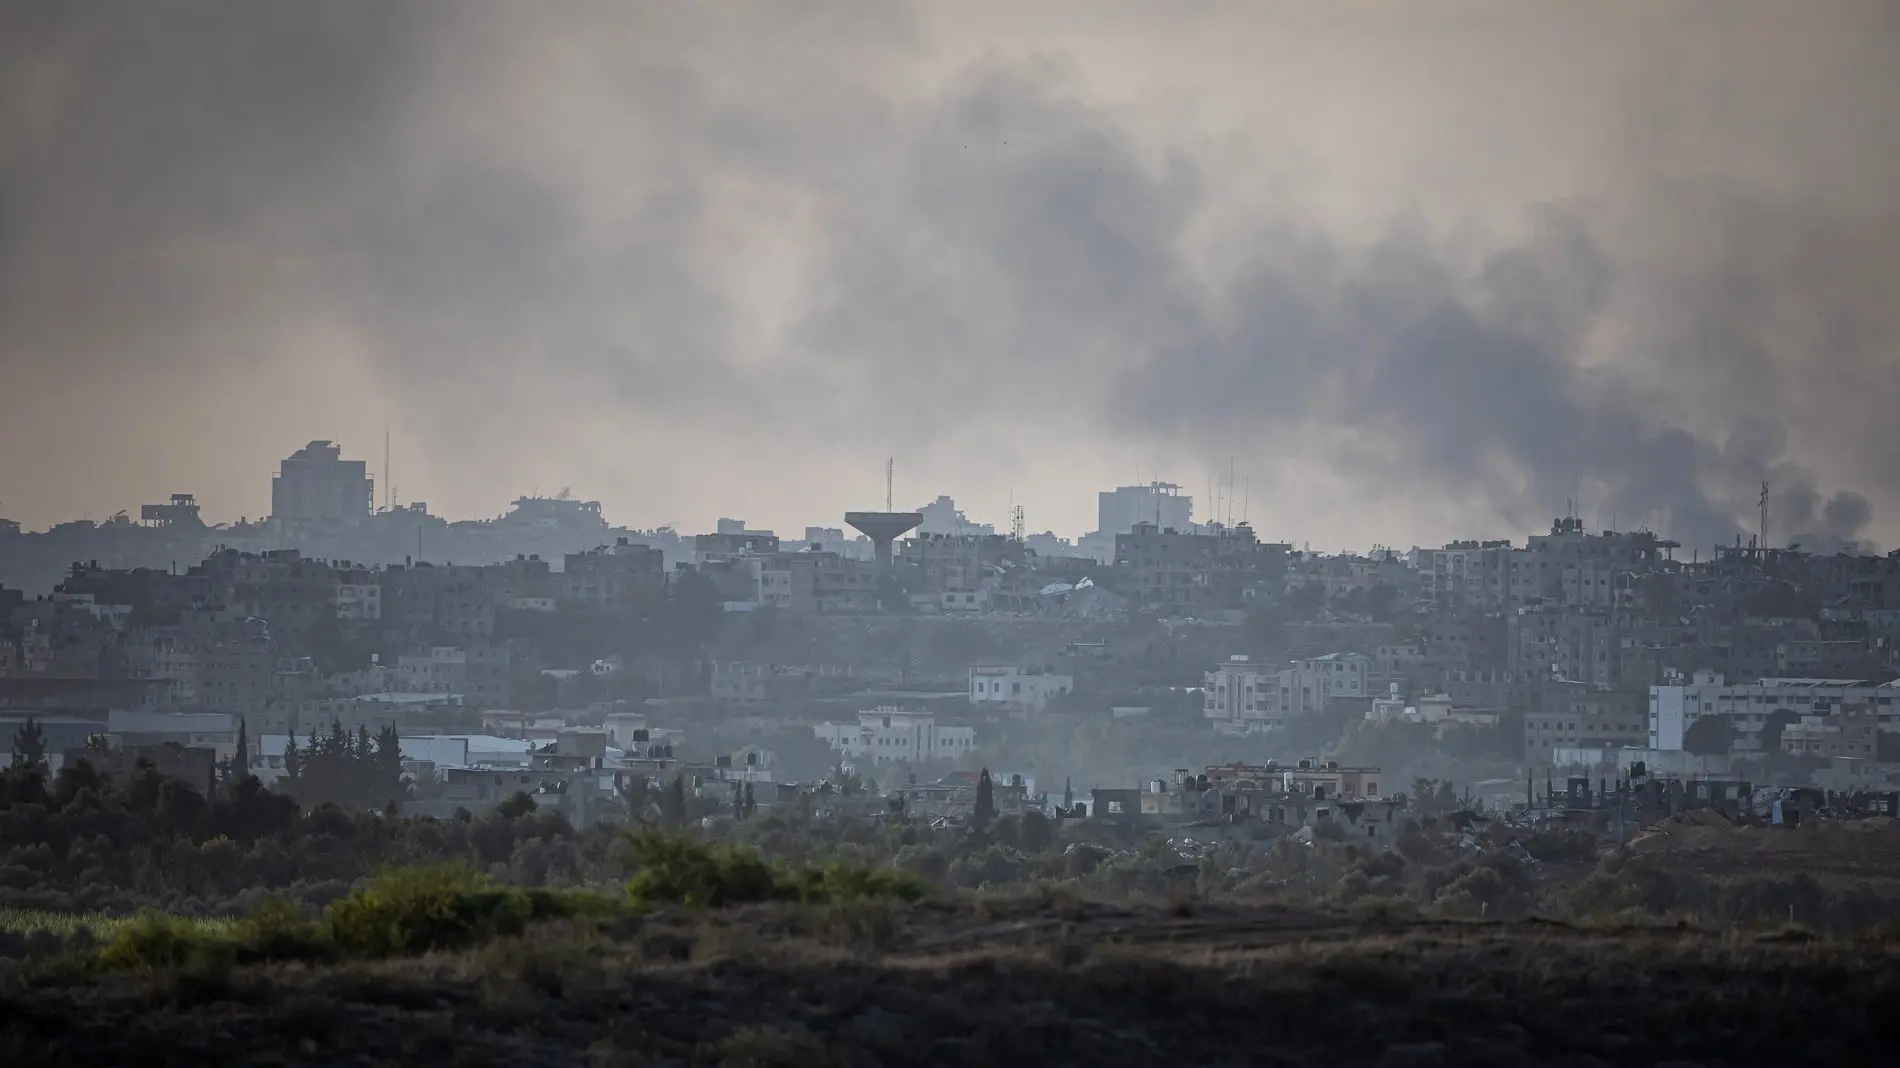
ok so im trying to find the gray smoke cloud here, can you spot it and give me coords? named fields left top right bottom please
left=2, top=1, right=1896, bottom=548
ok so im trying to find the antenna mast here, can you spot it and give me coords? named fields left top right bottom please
left=384, top=430, right=391, bottom=513
left=1759, top=481, right=1770, bottom=551
left=885, top=457, right=893, bottom=512
left=1011, top=504, right=1025, bottom=541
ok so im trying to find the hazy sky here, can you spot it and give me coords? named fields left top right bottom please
left=3, top=1, right=1896, bottom=550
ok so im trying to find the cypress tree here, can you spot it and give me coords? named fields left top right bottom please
left=8, top=716, right=47, bottom=771
left=233, top=719, right=251, bottom=783
left=972, top=768, right=996, bottom=832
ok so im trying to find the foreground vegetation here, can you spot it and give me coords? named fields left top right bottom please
left=2, top=834, right=926, bottom=970
left=10, top=757, right=1900, bottom=949
left=8, top=760, right=1900, bottom=1062
left=8, top=894, right=1900, bottom=1066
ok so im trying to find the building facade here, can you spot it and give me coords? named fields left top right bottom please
left=271, top=441, right=372, bottom=524
left=967, top=666, right=1074, bottom=713
left=813, top=707, right=976, bottom=763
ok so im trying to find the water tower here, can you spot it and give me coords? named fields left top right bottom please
left=846, top=511, right=922, bottom=572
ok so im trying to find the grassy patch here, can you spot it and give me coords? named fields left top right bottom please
left=622, top=833, right=928, bottom=910
left=89, top=866, right=616, bottom=971
left=27, top=836, right=926, bottom=973
left=0, top=908, right=232, bottom=940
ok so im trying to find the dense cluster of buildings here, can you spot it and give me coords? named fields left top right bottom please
left=7, top=439, right=1900, bottom=822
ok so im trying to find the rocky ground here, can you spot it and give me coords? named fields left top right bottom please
left=5, top=898, right=1899, bottom=1066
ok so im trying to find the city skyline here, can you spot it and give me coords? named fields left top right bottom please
left=0, top=430, right=1885, bottom=557
left=4, top=3, right=1896, bottom=554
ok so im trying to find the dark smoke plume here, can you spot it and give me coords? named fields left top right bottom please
left=2, top=2, right=1896, bottom=547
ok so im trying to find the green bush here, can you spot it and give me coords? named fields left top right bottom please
left=325, top=864, right=567, bottom=958
left=622, top=832, right=928, bottom=909
left=96, top=913, right=222, bottom=971
left=624, top=833, right=782, bottom=908
left=782, top=861, right=927, bottom=904
left=228, top=894, right=334, bottom=964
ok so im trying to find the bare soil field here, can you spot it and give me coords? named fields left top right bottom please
left=6, top=898, right=1900, bottom=1066
left=1627, top=811, right=1900, bottom=878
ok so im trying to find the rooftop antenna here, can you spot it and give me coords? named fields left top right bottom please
left=885, top=457, right=893, bottom=512
left=383, top=430, right=390, bottom=513
left=1242, top=477, right=1250, bottom=525
left=1759, top=481, right=1770, bottom=550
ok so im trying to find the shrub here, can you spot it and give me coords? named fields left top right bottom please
left=228, top=895, right=334, bottom=964
left=623, top=833, right=781, bottom=909
left=622, top=832, right=929, bottom=909
left=96, top=913, right=224, bottom=971
left=782, top=861, right=927, bottom=904
left=325, top=864, right=572, bottom=958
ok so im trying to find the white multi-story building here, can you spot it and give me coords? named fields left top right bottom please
left=1648, top=671, right=1900, bottom=750
left=1278, top=653, right=1370, bottom=715
left=1203, top=655, right=1284, bottom=732
left=968, top=666, right=1073, bottom=713
left=813, top=707, right=975, bottom=763
left=1205, top=652, right=1370, bottom=728
left=1097, top=482, right=1193, bottom=537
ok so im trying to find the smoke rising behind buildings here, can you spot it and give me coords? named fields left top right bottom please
left=2, top=1, right=1896, bottom=550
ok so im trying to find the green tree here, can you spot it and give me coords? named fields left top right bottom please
left=1682, top=715, right=1738, bottom=757
left=1020, top=809, right=1054, bottom=852
left=1282, top=582, right=1327, bottom=620
left=233, top=719, right=251, bottom=783
left=372, top=724, right=405, bottom=806
left=8, top=716, right=47, bottom=771
left=665, top=773, right=689, bottom=830
left=1758, top=708, right=1801, bottom=754
left=971, top=768, right=996, bottom=832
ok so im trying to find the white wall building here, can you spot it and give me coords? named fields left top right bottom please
left=1279, top=653, right=1370, bottom=715
left=968, top=667, right=1073, bottom=712
left=1098, top=483, right=1193, bottom=536
left=1203, top=655, right=1284, bottom=732
left=1648, top=671, right=1900, bottom=751
left=814, top=707, right=976, bottom=763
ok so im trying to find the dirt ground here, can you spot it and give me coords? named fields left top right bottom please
left=6, top=898, right=1900, bottom=1066
left=1627, top=810, right=1900, bottom=877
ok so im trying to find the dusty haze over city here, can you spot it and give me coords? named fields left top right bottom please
left=2, top=1, right=1897, bottom=550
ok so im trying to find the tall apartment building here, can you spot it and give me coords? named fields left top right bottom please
left=1098, top=483, right=1193, bottom=537
left=271, top=441, right=372, bottom=524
